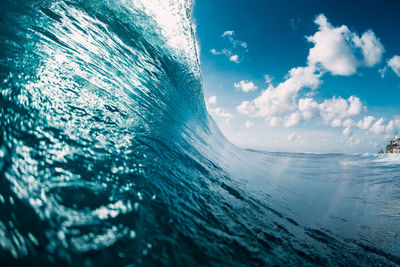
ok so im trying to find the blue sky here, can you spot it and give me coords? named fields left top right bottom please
left=194, top=0, right=400, bottom=153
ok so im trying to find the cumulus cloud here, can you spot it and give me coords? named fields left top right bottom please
left=385, top=118, right=400, bottom=134
left=307, top=14, right=384, bottom=76
left=319, top=96, right=362, bottom=124
left=373, top=118, right=400, bottom=135
left=283, top=112, right=302, bottom=128
left=287, top=132, right=305, bottom=144
left=342, top=119, right=355, bottom=136
left=353, top=30, right=384, bottom=67
left=343, top=119, right=355, bottom=128
left=331, top=119, right=342, bottom=127
left=352, top=116, right=400, bottom=136
left=307, top=15, right=358, bottom=75
left=210, top=49, right=218, bottom=55
left=342, top=127, right=352, bottom=136
left=233, top=13, right=395, bottom=148
left=236, top=101, right=255, bottom=116
left=267, top=117, right=282, bottom=127
left=234, top=80, right=258, bottom=92
left=345, top=137, right=361, bottom=147
left=370, top=118, right=386, bottom=134
left=205, top=95, right=233, bottom=124
left=388, top=55, right=400, bottom=77
left=298, top=98, right=319, bottom=119
left=357, top=116, right=375, bottom=130
left=206, top=95, right=217, bottom=106
left=237, top=14, right=383, bottom=130
left=208, top=107, right=233, bottom=118
left=229, top=55, right=239, bottom=63
left=237, top=65, right=321, bottom=118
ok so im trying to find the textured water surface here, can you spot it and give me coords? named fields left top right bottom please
left=0, top=0, right=399, bottom=266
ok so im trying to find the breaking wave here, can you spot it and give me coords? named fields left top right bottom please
left=0, top=0, right=399, bottom=265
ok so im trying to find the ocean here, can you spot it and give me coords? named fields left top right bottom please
left=0, top=0, right=399, bottom=265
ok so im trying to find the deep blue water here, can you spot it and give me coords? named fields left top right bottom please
left=0, top=0, right=399, bottom=266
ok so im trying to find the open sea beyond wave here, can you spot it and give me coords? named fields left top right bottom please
left=0, top=0, right=399, bottom=265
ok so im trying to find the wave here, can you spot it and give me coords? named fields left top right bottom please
left=1, top=0, right=399, bottom=265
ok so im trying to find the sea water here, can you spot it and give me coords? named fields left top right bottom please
left=0, top=0, right=399, bottom=265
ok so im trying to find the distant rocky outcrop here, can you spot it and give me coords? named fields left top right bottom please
left=383, top=137, right=400, bottom=153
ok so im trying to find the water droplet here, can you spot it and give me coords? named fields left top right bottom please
left=57, top=231, right=65, bottom=240
left=129, top=230, right=136, bottom=239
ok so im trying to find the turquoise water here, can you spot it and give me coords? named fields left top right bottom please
left=0, top=0, right=399, bottom=265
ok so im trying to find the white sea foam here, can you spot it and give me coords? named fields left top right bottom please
left=371, top=153, right=400, bottom=164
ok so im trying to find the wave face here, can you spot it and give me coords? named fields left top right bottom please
left=0, top=0, right=399, bottom=265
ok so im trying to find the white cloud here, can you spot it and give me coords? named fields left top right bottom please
left=237, top=65, right=321, bottom=119
left=233, top=13, right=391, bottom=146
left=385, top=120, right=395, bottom=134
left=236, top=101, right=255, bottom=116
left=319, top=96, right=362, bottom=124
left=211, top=30, right=248, bottom=63
left=307, top=14, right=384, bottom=76
left=342, top=119, right=355, bottom=136
left=237, top=70, right=363, bottom=130
left=353, top=30, right=384, bottom=67
left=353, top=116, right=400, bottom=135
left=345, top=137, right=360, bottom=146
left=298, top=98, right=319, bottom=119
left=331, top=119, right=342, bottom=127
left=370, top=118, right=386, bottom=134
left=245, top=121, right=254, bottom=128
left=229, top=55, right=239, bottom=63
left=206, top=95, right=233, bottom=124
left=210, top=49, right=218, bottom=55
left=357, top=116, right=375, bottom=129
left=384, top=118, right=400, bottom=134
left=307, top=14, right=357, bottom=75
left=268, top=117, right=282, bottom=127
left=209, top=108, right=233, bottom=118
left=287, top=132, right=305, bottom=144
left=343, top=118, right=355, bottom=128
left=284, top=112, right=302, bottom=128
left=234, top=80, right=258, bottom=92
left=206, top=95, right=217, bottom=106
left=394, top=118, right=400, bottom=128
left=342, top=127, right=352, bottom=136
left=264, top=74, right=273, bottom=85
left=222, top=30, right=234, bottom=37
left=388, top=55, right=400, bottom=77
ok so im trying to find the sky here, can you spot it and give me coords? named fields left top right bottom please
left=193, top=0, right=400, bottom=153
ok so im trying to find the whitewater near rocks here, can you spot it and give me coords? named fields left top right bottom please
left=0, top=0, right=399, bottom=265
